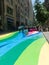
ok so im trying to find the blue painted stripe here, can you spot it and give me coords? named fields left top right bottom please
left=0, top=32, right=43, bottom=57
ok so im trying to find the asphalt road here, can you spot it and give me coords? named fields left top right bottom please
left=43, top=32, right=49, bottom=43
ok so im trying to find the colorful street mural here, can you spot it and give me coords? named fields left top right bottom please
left=0, top=31, right=48, bottom=65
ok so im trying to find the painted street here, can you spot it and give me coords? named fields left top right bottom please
left=0, top=31, right=49, bottom=65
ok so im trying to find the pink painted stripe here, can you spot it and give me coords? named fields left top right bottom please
left=28, top=31, right=39, bottom=36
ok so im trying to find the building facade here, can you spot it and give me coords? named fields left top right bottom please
left=0, top=0, right=34, bottom=32
left=0, top=0, right=4, bottom=31
left=28, top=0, right=34, bottom=28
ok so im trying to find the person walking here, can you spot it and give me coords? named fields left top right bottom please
left=18, top=23, right=25, bottom=37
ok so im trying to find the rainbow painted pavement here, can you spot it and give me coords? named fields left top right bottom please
left=0, top=31, right=48, bottom=65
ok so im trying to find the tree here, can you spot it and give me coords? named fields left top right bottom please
left=34, top=0, right=49, bottom=25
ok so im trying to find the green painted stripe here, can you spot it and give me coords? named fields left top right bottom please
left=0, top=37, right=46, bottom=65
left=14, top=38, right=46, bottom=65
left=0, top=37, right=40, bottom=65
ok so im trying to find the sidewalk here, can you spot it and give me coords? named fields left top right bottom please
left=43, top=32, right=49, bottom=43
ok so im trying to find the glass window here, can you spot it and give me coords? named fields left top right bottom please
left=10, top=0, right=13, bottom=5
left=0, top=0, right=2, bottom=15
left=6, top=0, right=13, bottom=5
left=7, top=18, right=14, bottom=31
left=7, top=6, right=13, bottom=15
left=18, top=0, right=20, bottom=3
left=7, top=0, right=9, bottom=2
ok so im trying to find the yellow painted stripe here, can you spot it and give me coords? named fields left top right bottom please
left=0, top=31, right=18, bottom=40
left=38, top=42, right=49, bottom=65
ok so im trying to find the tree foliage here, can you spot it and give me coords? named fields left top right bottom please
left=34, top=0, right=49, bottom=25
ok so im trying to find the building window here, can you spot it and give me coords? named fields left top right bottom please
left=7, top=0, right=9, bottom=2
left=10, top=0, right=13, bottom=5
left=6, top=0, right=13, bottom=5
left=0, top=19, right=2, bottom=26
left=7, top=18, right=15, bottom=31
left=0, top=10, right=2, bottom=15
left=7, top=6, right=13, bottom=15
left=18, top=0, right=20, bottom=3
left=16, top=6, right=20, bottom=23
left=0, top=1, right=2, bottom=15
left=25, top=19, right=27, bottom=25
left=0, top=19, right=3, bottom=31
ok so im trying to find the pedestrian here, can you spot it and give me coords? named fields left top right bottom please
left=18, top=23, right=25, bottom=37
left=46, top=28, right=48, bottom=31
left=21, top=23, right=25, bottom=37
